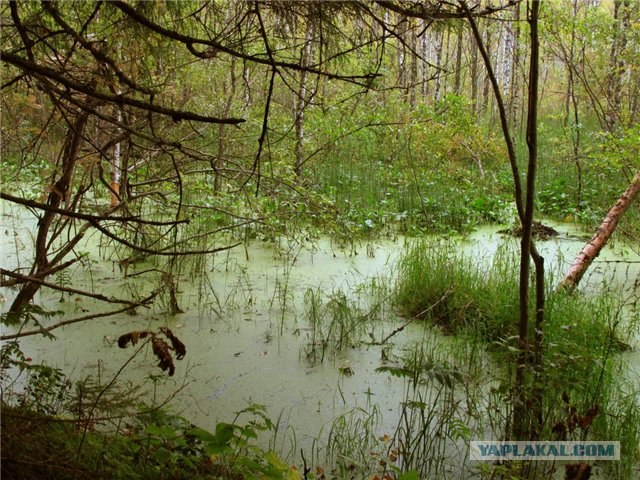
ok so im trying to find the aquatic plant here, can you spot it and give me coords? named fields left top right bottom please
left=301, top=283, right=390, bottom=364
left=393, top=240, right=640, bottom=478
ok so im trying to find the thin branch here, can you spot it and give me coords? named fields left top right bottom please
left=1, top=257, right=81, bottom=287
left=42, top=1, right=155, bottom=96
left=110, top=0, right=379, bottom=86
left=371, top=289, right=452, bottom=345
left=0, top=268, right=153, bottom=307
left=1, top=192, right=189, bottom=226
left=375, top=0, right=524, bottom=20
left=0, top=292, right=157, bottom=341
left=88, top=219, right=242, bottom=257
left=1, top=51, right=246, bottom=125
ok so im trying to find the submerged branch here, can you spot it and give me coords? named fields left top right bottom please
left=371, top=289, right=452, bottom=345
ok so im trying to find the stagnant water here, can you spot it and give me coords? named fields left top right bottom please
left=1, top=207, right=639, bottom=469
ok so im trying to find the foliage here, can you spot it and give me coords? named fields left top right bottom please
left=393, top=240, right=640, bottom=478
left=117, top=327, right=187, bottom=377
left=1, top=344, right=299, bottom=480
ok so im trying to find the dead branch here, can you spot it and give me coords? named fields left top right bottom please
left=1, top=51, right=246, bottom=125
left=0, top=192, right=189, bottom=226
left=88, top=219, right=242, bottom=256
left=1, top=258, right=81, bottom=288
left=0, top=268, right=152, bottom=307
left=0, top=292, right=157, bottom=341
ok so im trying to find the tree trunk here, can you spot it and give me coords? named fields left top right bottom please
left=111, top=99, right=122, bottom=207
left=442, top=26, right=451, bottom=98
left=434, top=28, right=443, bottom=102
left=481, top=25, right=492, bottom=115
left=558, top=169, right=640, bottom=291
left=509, top=2, right=521, bottom=131
left=567, top=0, right=584, bottom=209
left=408, top=19, right=418, bottom=107
left=397, top=14, right=408, bottom=92
left=10, top=107, right=91, bottom=315
left=605, top=0, right=630, bottom=131
left=294, top=21, right=314, bottom=178
left=453, top=26, right=463, bottom=95
left=421, top=24, right=430, bottom=97
left=214, top=56, right=237, bottom=192
left=470, top=29, right=479, bottom=115
left=463, top=0, right=544, bottom=441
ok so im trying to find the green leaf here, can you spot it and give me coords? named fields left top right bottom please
left=398, top=470, right=419, bottom=480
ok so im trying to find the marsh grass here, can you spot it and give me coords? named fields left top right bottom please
left=301, top=276, right=393, bottom=364
left=301, top=288, right=371, bottom=363
left=393, top=240, right=518, bottom=341
left=325, top=404, right=384, bottom=478
left=379, top=340, right=474, bottom=478
left=393, top=240, right=640, bottom=478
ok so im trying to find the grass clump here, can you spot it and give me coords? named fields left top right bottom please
left=393, top=240, right=518, bottom=342
left=393, top=240, right=640, bottom=478
left=393, top=240, right=634, bottom=351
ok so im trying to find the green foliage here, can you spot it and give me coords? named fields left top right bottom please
left=1, top=343, right=299, bottom=480
left=393, top=240, right=640, bottom=478
left=1, top=342, right=70, bottom=416
left=393, top=240, right=517, bottom=340
left=308, top=91, right=508, bottom=237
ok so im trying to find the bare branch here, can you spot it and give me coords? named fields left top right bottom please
left=110, top=0, right=379, bottom=86
left=0, top=51, right=246, bottom=125
left=374, top=0, right=523, bottom=20
left=88, top=219, right=242, bottom=257
left=0, top=268, right=153, bottom=307
left=1, top=192, right=189, bottom=226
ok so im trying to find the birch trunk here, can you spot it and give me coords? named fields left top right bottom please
left=294, top=21, right=314, bottom=178
left=605, top=0, right=630, bottom=131
left=470, top=30, right=479, bottom=114
left=453, top=27, right=463, bottom=95
left=408, top=20, right=418, bottom=107
left=558, top=169, right=640, bottom=291
left=434, top=29, right=443, bottom=102
left=111, top=99, right=122, bottom=207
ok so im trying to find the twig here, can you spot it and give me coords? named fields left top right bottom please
left=75, top=339, right=149, bottom=459
left=0, top=268, right=150, bottom=306
left=1, top=191, right=188, bottom=226
left=1, top=258, right=81, bottom=287
left=0, top=293, right=157, bottom=341
left=1, top=51, right=246, bottom=125
left=88, top=219, right=242, bottom=256
left=372, top=289, right=452, bottom=345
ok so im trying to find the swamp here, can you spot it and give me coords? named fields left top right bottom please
left=1, top=1, right=639, bottom=479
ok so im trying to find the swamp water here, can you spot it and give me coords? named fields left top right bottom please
left=2, top=208, right=639, bottom=474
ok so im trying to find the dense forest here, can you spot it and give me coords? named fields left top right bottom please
left=1, top=1, right=639, bottom=479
